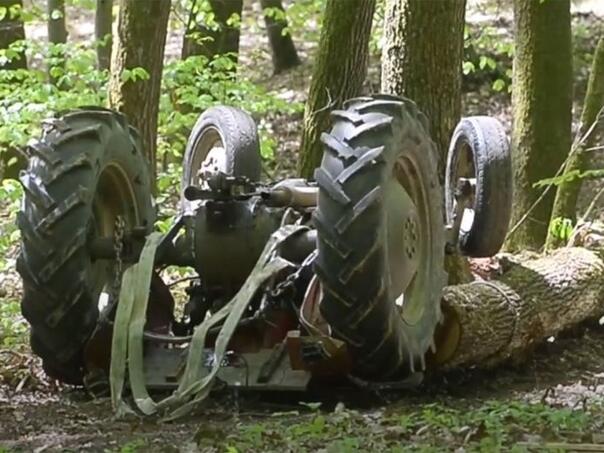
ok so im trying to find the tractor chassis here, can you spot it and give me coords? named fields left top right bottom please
left=82, top=179, right=353, bottom=394
left=81, top=175, right=475, bottom=394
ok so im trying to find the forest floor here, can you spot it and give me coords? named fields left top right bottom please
left=2, top=1, right=604, bottom=452
left=4, top=323, right=604, bottom=451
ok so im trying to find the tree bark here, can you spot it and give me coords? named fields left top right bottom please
left=95, top=0, right=113, bottom=71
left=433, top=247, right=604, bottom=371
left=381, top=0, right=466, bottom=178
left=261, top=0, right=300, bottom=74
left=506, top=0, right=573, bottom=252
left=108, top=0, right=171, bottom=187
left=182, top=0, right=242, bottom=62
left=47, top=0, right=67, bottom=44
left=547, top=37, right=604, bottom=248
left=0, top=0, right=27, bottom=180
left=380, top=0, right=469, bottom=284
left=0, top=0, right=26, bottom=70
left=298, top=0, right=376, bottom=179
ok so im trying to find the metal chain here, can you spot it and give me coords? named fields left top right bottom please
left=112, top=215, right=126, bottom=301
left=269, top=271, right=298, bottom=299
left=269, top=249, right=317, bottom=299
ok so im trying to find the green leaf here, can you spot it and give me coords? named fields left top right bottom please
left=549, top=217, right=574, bottom=242
left=479, top=55, right=497, bottom=71
left=120, top=68, right=132, bottom=82
left=534, top=170, right=581, bottom=188
left=50, top=8, right=63, bottom=20
left=8, top=4, right=21, bottom=20
left=49, top=65, right=64, bottom=78
left=534, top=168, right=604, bottom=188
left=225, top=12, right=241, bottom=28
left=492, top=79, right=506, bottom=92
left=131, top=67, right=150, bottom=81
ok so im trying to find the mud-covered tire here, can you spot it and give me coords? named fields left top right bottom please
left=314, top=95, right=446, bottom=380
left=445, top=116, right=512, bottom=257
left=16, top=107, right=155, bottom=384
left=180, top=105, right=262, bottom=214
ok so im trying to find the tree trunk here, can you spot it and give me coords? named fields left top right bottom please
left=380, top=0, right=469, bottom=284
left=261, top=0, right=300, bottom=74
left=95, top=0, right=113, bottom=71
left=381, top=0, right=466, bottom=178
left=0, top=0, right=27, bottom=180
left=47, top=0, right=67, bottom=85
left=298, top=0, right=376, bottom=179
left=0, top=0, right=26, bottom=70
left=506, top=0, right=573, bottom=252
left=182, top=0, right=242, bottom=61
left=108, top=0, right=171, bottom=187
left=47, top=0, right=67, bottom=44
left=547, top=37, right=604, bottom=248
left=436, top=247, right=604, bottom=369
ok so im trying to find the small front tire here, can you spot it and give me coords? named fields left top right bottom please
left=445, top=116, right=512, bottom=257
left=180, top=106, right=262, bottom=214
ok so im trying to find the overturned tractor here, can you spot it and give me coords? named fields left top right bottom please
left=15, top=95, right=512, bottom=415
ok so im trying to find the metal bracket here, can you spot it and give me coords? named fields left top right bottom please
left=445, top=177, right=475, bottom=254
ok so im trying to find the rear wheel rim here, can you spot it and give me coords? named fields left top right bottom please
left=90, top=163, right=139, bottom=306
left=388, top=151, right=435, bottom=325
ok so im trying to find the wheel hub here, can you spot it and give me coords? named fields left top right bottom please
left=448, top=142, right=477, bottom=236
left=90, top=163, right=139, bottom=309
left=387, top=152, right=440, bottom=326
left=198, top=145, right=228, bottom=181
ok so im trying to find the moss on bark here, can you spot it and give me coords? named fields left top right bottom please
left=547, top=37, right=604, bottom=248
left=506, top=0, right=572, bottom=252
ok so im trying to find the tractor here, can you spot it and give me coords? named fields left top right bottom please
left=15, top=94, right=512, bottom=413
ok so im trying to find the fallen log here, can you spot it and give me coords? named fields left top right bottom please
left=435, top=247, right=604, bottom=369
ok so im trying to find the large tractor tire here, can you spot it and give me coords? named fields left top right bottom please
left=314, top=94, right=446, bottom=380
left=16, top=107, right=155, bottom=384
left=180, top=105, right=262, bottom=214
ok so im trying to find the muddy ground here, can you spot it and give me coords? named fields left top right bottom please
left=2, top=1, right=604, bottom=452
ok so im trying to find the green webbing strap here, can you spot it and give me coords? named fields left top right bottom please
left=160, top=225, right=301, bottom=420
left=109, top=225, right=306, bottom=419
left=109, top=266, right=136, bottom=416
left=110, top=232, right=163, bottom=416
left=162, top=257, right=290, bottom=420
left=128, top=233, right=164, bottom=415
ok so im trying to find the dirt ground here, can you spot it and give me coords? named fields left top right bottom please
left=3, top=322, right=604, bottom=451
left=3, top=1, right=604, bottom=452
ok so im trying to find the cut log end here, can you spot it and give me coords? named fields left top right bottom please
left=437, top=247, right=604, bottom=369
